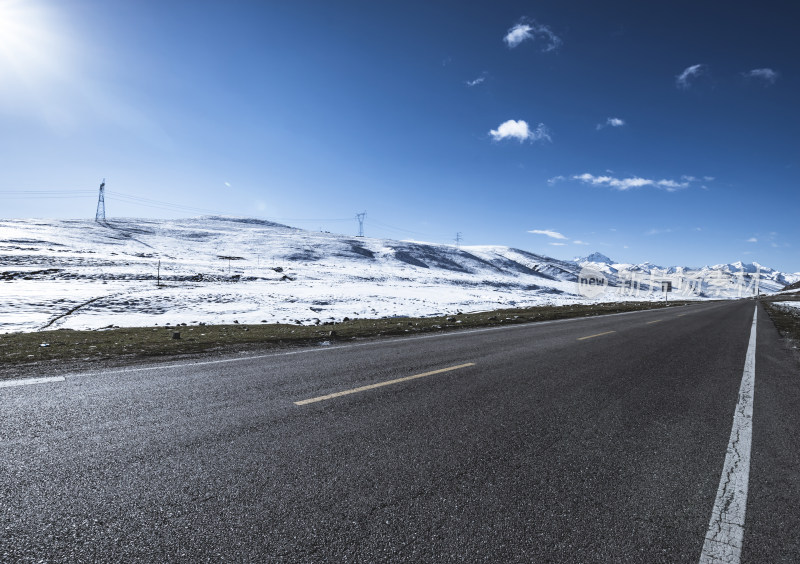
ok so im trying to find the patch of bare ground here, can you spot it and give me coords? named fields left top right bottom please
left=0, top=300, right=694, bottom=380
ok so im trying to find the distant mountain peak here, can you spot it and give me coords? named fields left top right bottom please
left=708, top=261, right=772, bottom=274
left=578, top=252, right=614, bottom=264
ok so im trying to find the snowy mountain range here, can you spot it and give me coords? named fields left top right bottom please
left=575, top=253, right=799, bottom=292
left=1, top=217, right=797, bottom=333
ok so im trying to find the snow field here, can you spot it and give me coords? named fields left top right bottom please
left=1, top=217, right=792, bottom=333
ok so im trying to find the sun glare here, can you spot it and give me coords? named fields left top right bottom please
left=0, top=0, right=61, bottom=80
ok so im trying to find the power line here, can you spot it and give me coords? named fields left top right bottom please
left=0, top=190, right=95, bottom=198
left=0, top=189, right=435, bottom=241
left=368, top=218, right=433, bottom=238
left=107, top=192, right=353, bottom=223
left=0, top=188, right=346, bottom=222
left=105, top=193, right=228, bottom=216
left=270, top=217, right=352, bottom=223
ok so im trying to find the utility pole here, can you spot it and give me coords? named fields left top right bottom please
left=455, top=232, right=462, bottom=248
left=356, top=212, right=366, bottom=237
left=95, top=179, right=106, bottom=222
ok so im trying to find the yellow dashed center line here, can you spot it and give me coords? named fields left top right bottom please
left=646, top=319, right=662, bottom=324
left=294, top=363, right=476, bottom=405
left=577, top=330, right=616, bottom=341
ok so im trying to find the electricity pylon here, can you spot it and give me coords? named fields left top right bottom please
left=95, top=179, right=106, bottom=222
left=356, top=211, right=366, bottom=237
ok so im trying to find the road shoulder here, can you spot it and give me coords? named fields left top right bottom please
left=741, top=303, right=800, bottom=562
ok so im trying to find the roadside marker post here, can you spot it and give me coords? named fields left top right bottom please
left=662, top=280, right=672, bottom=304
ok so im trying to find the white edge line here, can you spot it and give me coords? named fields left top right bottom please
left=699, top=305, right=757, bottom=564
left=38, top=303, right=698, bottom=382
left=0, top=376, right=66, bottom=388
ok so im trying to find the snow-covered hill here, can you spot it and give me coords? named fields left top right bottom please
left=1, top=217, right=796, bottom=333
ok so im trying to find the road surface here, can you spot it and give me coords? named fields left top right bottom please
left=1, top=300, right=799, bottom=562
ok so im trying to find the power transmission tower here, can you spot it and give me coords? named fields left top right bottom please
left=95, top=179, right=106, bottom=222
left=455, top=232, right=462, bottom=248
left=356, top=211, right=366, bottom=237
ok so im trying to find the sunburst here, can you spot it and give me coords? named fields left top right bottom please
left=0, top=0, right=61, bottom=80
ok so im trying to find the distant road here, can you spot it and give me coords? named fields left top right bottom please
left=2, top=301, right=799, bottom=562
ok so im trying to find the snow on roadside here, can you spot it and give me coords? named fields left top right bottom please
left=2, top=277, right=593, bottom=333
left=773, top=301, right=800, bottom=312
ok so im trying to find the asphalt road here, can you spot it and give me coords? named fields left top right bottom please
left=1, top=300, right=799, bottom=563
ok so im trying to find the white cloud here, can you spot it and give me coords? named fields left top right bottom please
left=655, top=179, right=686, bottom=190
left=503, top=19, right=561, bottom=51
left=573, top=173, right=659, bottom=190
left=224, top=181, right=231, bottom=188
left=547, top=175, right=565, bottom=185
left=569, top=172, right=703, bottom=192
left=645, top=228, right=673, bottom=236
left=549, top=242, right=567, bottom=246
left=573, top=240, right=590, bottom=245
left=490, top=120, right=529, bottom=142
left=504, top=24, right=533, bottom=48
left=466, top=75, right=486, bottom=87
left=743, top=68, right=778, bottom=85
left=596, top=117, right=625, bottom=130
left=747, top=237, right=758, bottom=243
left=489, top=119, right=551, bottom=143
left=676, top=64, right=705, bottom=89
left=529, top=123, right=551, bottom=142
left=528, top=229, right=567, bottom=240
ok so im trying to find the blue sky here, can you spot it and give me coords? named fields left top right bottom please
left=1, top=0, right=798, bottom=271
